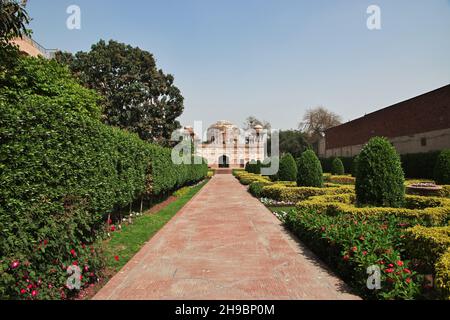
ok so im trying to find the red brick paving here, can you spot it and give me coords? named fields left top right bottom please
left=93, top=175, right=360, bottom=300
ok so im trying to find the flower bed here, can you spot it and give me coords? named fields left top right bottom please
left=283, top=208, right=421, bottom=299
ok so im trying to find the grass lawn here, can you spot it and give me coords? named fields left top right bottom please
left=103, top=180, right=208, bottom=271
left=268, top=206, right=296, bottom=215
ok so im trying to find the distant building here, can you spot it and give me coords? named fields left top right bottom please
left=319, top=84, right=450, bottom=158
left=10, top=35, right=57, bottom=59
left=181, top=120, right=265, bottom=168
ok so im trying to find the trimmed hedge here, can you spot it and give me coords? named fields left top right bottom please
left=277, top=153, right=297, bottom=181
left=401, top=151, right=440, bottom=180
left=0, top=56, right=207, bottom=299
left=320, top=156, right=356, bottom=176
left=434, top=150, right=450, bottom=185
left=260, top=184, right=354, bottom=202
left=331, top=157, right=345, bottom=175
left=435, top=249, right=450, bottom=299
left=296, top=194, right=450, bottom=226
left=297, top=150, right=323, bottom=187
left=355, top=137, right=405, bottom=208
left=324, top=175, right=355, bottom=185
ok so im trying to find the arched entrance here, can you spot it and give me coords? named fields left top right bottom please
left=218, top=155, right=230, bottom=168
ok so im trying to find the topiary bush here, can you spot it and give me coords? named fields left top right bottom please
left=296, top=150, right=323, bottom=187
left=331, top=157, right=345, bottom=175
left=434, top=150, right=450, bottom=185
left=278, top=153, right=298, bottom=181
left=355, top=137, right=405, bottom=208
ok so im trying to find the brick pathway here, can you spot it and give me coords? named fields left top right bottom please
left=93, top=174, right=360, bottom=300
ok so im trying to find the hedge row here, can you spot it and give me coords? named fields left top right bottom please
left=296, top=194, right=450, bottom=226
left=321, top=151, right=445, bottom=180
left=0, top=56, right=207, bottom=299
left=260, top=184, right=354, bottom=203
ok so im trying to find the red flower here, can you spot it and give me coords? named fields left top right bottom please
left=73, top=261, right=78, bottom=266
left=362, top=251, right=368, bottom=256
left=107, top=219, right=113, bottom=225
left=342, top=255, right=350, bottom=262
left=321, top=226, right=326, bottom=232
left=43, top=239, right=49, bottom=245
left=70, top=249, right=76, bottom=257
left=114, top=255, right=119, bottom=261
left=385, top=268, right=394, bottom=273
left=388, top=264, right=394, bottom=268
left=406, top=278, right=411, bottom=284
left=396, top=260, right=404, bottom=267
left=10, top=260, right=20, bottom=269
left=378, top=260, right=385, bottom=265
left=403, top=268, right=412, bottom=274
left=351, top=246, right=358, bottom=252
left=20, top=289, right=27, bottom=294
left=110, top=225, right=116, bottom=232
left=31, top=290, right=38, bottom=297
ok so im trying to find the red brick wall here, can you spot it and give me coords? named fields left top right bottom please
left=325, top=85, right=450, bottom=150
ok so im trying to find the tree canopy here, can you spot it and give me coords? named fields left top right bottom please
left=55, top=40, right=184, bottom=145
left=299, top=106, right=342, bottom=140
left=0, top=0, right=30, bottom=44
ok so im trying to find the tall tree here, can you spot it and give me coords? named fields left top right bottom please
left=279, top=130, right=310, bottom=159
left=0, top=0, right=30, bottom=44
left=56, top=40, right=184, bottom=145
left=299, top=106, right=342, bottom=141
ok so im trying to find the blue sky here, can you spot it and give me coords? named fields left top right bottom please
left=27, top=0, right=450, bottom=130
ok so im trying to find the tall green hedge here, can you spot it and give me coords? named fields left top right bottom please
left=297, top=150, right=323, bottom=187
left=320, top=156, right=356, bottom=176
left=400, top=151, right=440, bottom=180
left=331, top=157, right=345, bottom=175
left=355, top=137, right=405, bottom=207
left=0, top=55, right=207, bottom=299
left=434, top=150, right=450, bottom=185
left=278, top=153, right=298, bottom=181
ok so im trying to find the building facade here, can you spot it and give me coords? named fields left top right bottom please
left=320, top=85, right=450, bottom=158
left=182, top=120, right=266, bottom=168
left=10, top=35, right=57, bottom=59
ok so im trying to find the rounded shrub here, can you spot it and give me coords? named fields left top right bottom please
left=355, top=137, right=405, bottom=207
left=296, top=150, right=323, bottom=187
left=331, top=157, right=345, bottom=175
left=434, top=149, right=450, bottom=185
left=278, top=153, right=298, bottom=181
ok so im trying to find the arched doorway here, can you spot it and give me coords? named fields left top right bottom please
left=218, top=155, right=230, bottom=168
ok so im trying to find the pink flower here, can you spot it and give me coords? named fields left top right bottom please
left=362, top=251, right=368, bottom=256
left=385, top=268, right=394, bottom=273
left=403, top=268, right=412, bottom=274
left=31, top=290, right=38, bottom=297
left=351, top=246, right=358, bottom=252
left=10, top=260, right=20, bottom=269
left=396, top=260, right=404, bottom=267
left=20, top=289, right=27, bottom=294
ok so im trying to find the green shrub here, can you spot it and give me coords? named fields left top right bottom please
left=245, top=160, right=261, bottom=174
left=284, top=208, right=421, bottom=299
left=401, top=151, right=440, bottom=180
left=331, top=157, right=345, bottom=175
left=355, top=137, right=405, bottom=207
left=297, top=150, right=323, bottom=187
left=249, top=181, right=272, bottom=198
left=261, top=184, right=353, bottom=202
left=434, top=150, right=450, bottom=185
left=320, top=156, right=356, bottom=176
left=435, top=249, right=450, bottom=299
left=0, top=55, right=207, bottom=300
left=278, top=153, right=297, bottom=181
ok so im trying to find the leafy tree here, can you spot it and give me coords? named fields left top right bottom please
left=0, top=0, right=30, bottom=44
left=299, top=106, right=342, bottom=142
left=278, top=130, right=310, bottom=158
left=355, top=137, right=405, bottom=207
left=434, top=149, right=450, bottom=185
left=0, top=55, right=101, bottom=118
left=56, top=40, right=184, bottom=145
left=331, top=157, right=345, bottom=175
left=277, top=153, right=298, bottom=181
left=297, top=150, right=323, bottom=187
